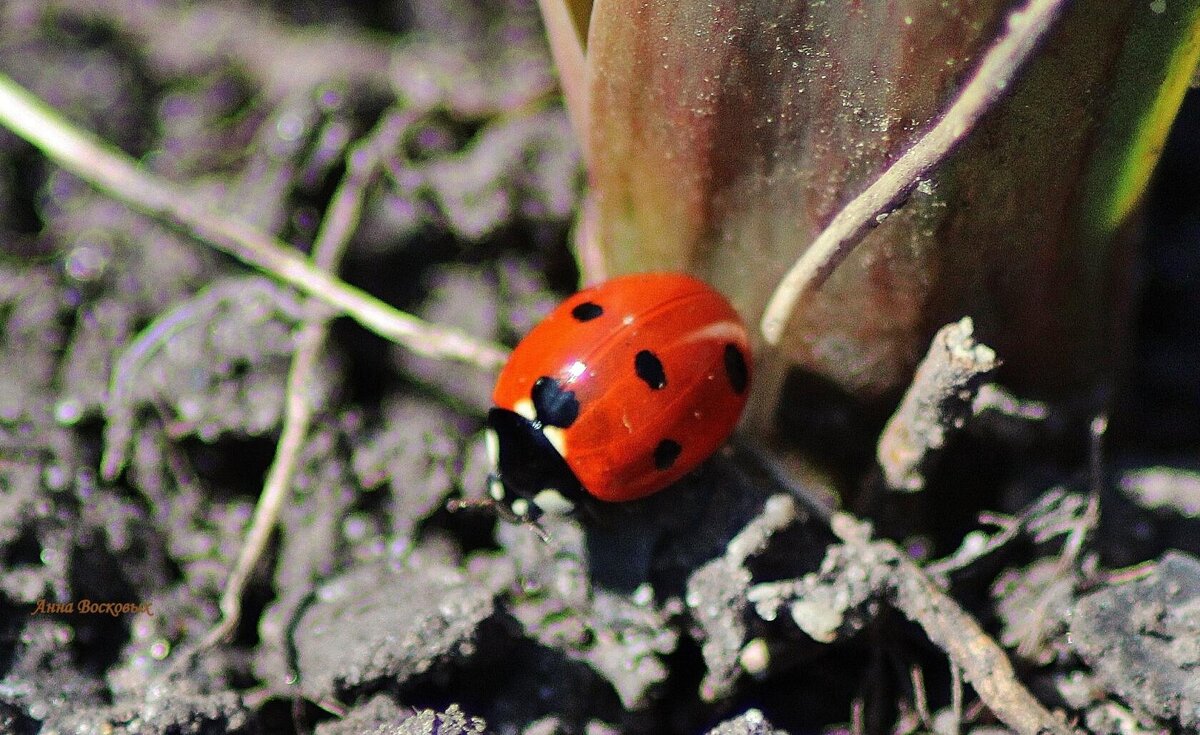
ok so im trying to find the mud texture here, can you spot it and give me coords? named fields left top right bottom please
left=1, top=1, right=1199, bottom=734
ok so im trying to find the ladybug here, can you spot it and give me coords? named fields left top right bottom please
left=485, top=272, right=752, bottom=523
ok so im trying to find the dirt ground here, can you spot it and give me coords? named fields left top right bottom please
left=1, top=1, right=1199, bottom=734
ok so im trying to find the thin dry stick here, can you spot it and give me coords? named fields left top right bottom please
left=0, top=73, right=509, bottom=370
left=950, top=660, right=965, bottom=735
left=201, top=111, right=412, bottom=648
left=830, top=514, right=1078, bottom=735
left=1058, top=412, right=1106, bottom=571
left=199, top=320, right=325, bottom=648
left=910, top=664, right=933, bottom=731
left=760, top=0, right=1070, bottom=344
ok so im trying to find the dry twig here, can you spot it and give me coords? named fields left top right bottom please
left=99, top=278, right=305, bottom=481
left=829, top=514, right=1078, bottom=735
left=201, top=110, right=414, bottom=648
left=0, top=73, right=509, bottom=370
left=877, top=318, right=999, bottom=492
left=760, top=0, right=1070, bottom=344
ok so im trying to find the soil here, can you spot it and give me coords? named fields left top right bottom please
left=1, top=1, right=1199, bottom=734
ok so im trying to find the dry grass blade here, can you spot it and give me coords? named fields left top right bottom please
left=0, top=73, right=509, bottom=370
left=201, top=110, right=413, bottom=648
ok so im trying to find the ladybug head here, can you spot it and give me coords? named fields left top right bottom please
left=483, top=407, right=585, bottom=524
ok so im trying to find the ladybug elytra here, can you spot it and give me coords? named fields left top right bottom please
left=485, top=272, right=752, bottom=522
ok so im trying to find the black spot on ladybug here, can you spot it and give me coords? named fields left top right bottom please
left=723, top=344, right=748, bottom=394
left=635, top=350, right=667, bottom=390
left=653, top=439, right=682, bottom=471
left=571, top=301, right=604, bottom=321
left=532, top=376, right=580, bottom=428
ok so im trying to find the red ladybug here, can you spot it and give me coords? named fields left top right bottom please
left=486, top=272, right=752, bottom=522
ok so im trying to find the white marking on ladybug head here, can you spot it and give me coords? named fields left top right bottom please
left=484, top=429, right=500, bottom=467
left=513, top=398, right=536, bottom=421
left=542, top=425, right=567, bottom=457
left=532, top=488, right=575, bottom=516
left=510, top=498, right=531, bottom=518
left=488, top=475, right=505, bottom=501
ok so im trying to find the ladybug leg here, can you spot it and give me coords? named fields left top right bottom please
left=443, top=471, right=502, bottom=516
left=445, top=473, right=552, bottom=542
left=447, top=497, right=552, bottom=543
left=523, top=516, right=552, bottom=544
